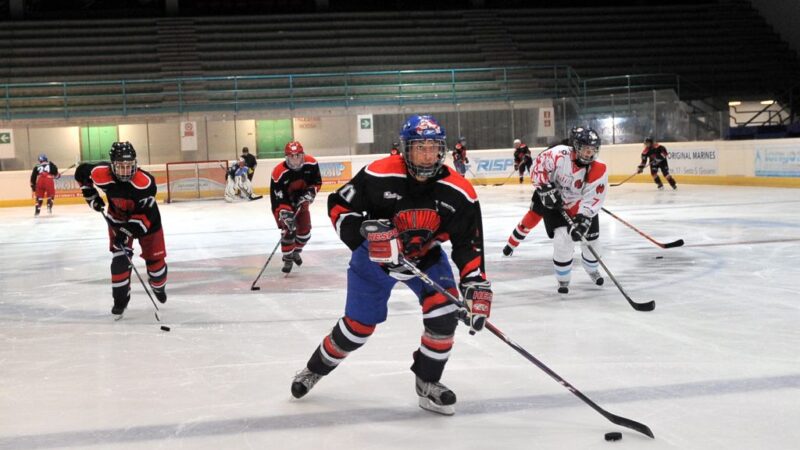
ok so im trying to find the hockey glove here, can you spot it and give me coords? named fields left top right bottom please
left=85, top=195, right=105, bottom=212
left=460, top=279, right=492, bottom=334
left=569, top=214, right=592, bottom=242
left=113, top=224, right=138, bottom=248
left=636, top=164, right=645, bottom=174
left=360, top=219, right=402, bottom=266
left=300, top=188, right=316, bottom=205
left=536, top=183, right=561, bottom=210
left=278, top=210, right=296, bottom=232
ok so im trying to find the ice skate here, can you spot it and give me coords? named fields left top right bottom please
left=292, top=251, right=303, bottom=267
left=152, top=286, right=167, bottom=304
left=588, top=271, right=604, bottom=286
left=557, top=281, right=569, bottom=294
left=657, top=185, right=664, bottom=191
left=502, top=245, right=513, bottom=256
left=47, top=205, right=53, bottom=214
left=281, top=255, right=294, bottom=274
left=416, top=376, right=456, bottom=416
left=34, top=207, right=41, bottom=217
left=291, top=367, right=324, bottom=399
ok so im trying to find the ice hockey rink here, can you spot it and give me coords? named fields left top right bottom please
left=1, top=182, right=798, bottom=450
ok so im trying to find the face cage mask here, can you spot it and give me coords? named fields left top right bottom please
left=286, top=153, right=304, bottom=171
left=575, top=145, right=599, bottom=166
left=112, top=160, right=137, bottom=182
left=404, top=140, right=446, bottom=179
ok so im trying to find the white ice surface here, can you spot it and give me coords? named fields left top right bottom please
left=1, top=183, right=799, bottom=449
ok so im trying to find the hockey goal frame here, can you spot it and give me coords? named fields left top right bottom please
left=165, top=160, right=229, bottom=203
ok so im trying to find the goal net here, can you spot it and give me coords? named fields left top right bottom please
left=165, top=160, right=229, bottom=203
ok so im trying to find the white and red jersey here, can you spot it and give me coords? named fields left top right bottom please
left=532, top=145, right=608, bottom=218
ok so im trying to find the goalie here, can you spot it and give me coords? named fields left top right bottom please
left=225, top=158, right=259, bottom=202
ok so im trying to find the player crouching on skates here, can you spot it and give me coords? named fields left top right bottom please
left=270, top=141, right=322, bottom=274
left=291, top=114, right=492, bottom=416
left=225, top=157, right=258, bottom=202
left=530, top=128, right=607, bottom=294
left=74, top=142, right=168, bottom=317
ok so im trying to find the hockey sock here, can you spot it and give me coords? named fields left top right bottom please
left=506, top=211, right=542, bottom=248
left=307, top=316, right=375, bottom=376
left=411, top=292, right=459, bottom=381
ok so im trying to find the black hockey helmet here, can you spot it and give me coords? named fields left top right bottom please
left=644, top=136, right=655, bottom=146
left=573, top=128, right=601, bottom=166
left=109, top=141, right=137, bottom=182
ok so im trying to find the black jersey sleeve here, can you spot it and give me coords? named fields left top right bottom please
left=327, top=167, right=371, bottom=251
left=29, top=166, right=38, bottom=189
left=447, top=196, right=487, bottom=283
left=74, top=162, right=101, bottom=203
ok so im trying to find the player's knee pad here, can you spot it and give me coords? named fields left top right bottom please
left=553, top=227, right=575, bottom=262
left=111, top=253, right=131, bottom=275
left=422, top=308, right=459, bottom=336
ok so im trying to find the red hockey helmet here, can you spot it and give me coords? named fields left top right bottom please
left=284, top=141, right=304, bottom=156
left=284, top=141, right=304, bottom=170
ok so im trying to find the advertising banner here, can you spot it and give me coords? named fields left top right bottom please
left=180, top=121, right=198, bottom=152
left=754, top=146, right=800, bottom=177
left=667, top=148, right=719, bottom=175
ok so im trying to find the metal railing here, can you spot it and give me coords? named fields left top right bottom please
left=1, top=65, right=582, bottom=120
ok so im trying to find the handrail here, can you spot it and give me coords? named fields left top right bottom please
left=1, top=65, right=582, bottom=120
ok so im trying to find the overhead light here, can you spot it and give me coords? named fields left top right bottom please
left=728, top=101, right=741, bottom=106
left=760, top=100, right=775, bottom=105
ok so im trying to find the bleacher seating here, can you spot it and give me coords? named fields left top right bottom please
left=0, top=1, right=797, bottom=118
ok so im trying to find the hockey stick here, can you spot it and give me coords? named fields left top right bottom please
left=466, top=167, right=488, bottom=186
left=398, top=255, right=655, bottom=439
left=250, top=199, right=308, bottom=290
left=601, top=207, right=684, bottom=249
left=560, top=210, right=655, bottom=312
left=610, top=172, right=638, bottom=187
left=101, top=211, right=161, bottom=321
left=493, top=169, right=518, bottom=186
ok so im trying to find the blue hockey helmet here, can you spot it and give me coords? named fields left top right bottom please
left=109, top=141, right=137, bottom=182
left=37, top=153, right=48, bottom=163
left=399, top=114, right=447, bottom=179
left=573, top=128, right=601, bottom=166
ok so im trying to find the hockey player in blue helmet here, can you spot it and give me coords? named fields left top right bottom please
left=291, top=114, right=492, bottom=416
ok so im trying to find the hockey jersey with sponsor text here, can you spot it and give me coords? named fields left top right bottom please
left=532, top=145, right=608, bottom=218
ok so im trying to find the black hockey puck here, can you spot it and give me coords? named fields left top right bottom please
left=160, top=326, right=171, bottom=332
left=604, top=432, right=622, bottom=441
left=655, top=256, right=664, bottom=259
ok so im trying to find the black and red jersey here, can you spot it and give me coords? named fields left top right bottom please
left=75, top=163, right=162, bottom=236
left=641, top=144, right=669, bottom=166
left=514, top=144, right=532, bottom=164
left=327, top=155, right=487, bottom=283
left=269, top=154, right=322, bottom=221
left=30, top=162, right=59, bottom=188
left=452, top=143, right=468, bottom=162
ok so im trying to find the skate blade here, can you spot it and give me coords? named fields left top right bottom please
left=418, top=397, right=455, bottom=416
left=113, top=313, right=125, bottom=321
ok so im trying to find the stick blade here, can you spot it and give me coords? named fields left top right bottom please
left=607, top=413, right=656, bottom=438
left=251, top=286, right=261, bottom=291
left=632, top=300, right=656, bottom=312
left=662, top=239, right=685, bottom=248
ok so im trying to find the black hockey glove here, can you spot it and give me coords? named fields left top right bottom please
left=636, top=164, right=645, bottom=174
left=278, top=210, right=296, bottom=232
left=569, top=214, right=592, bottom=242
left=360, top=219, right=402, bottom=266
left=113, top=224, right=139, bottom=248
left=460, top=278, right=493, bottom=334
left=84, top=194, right=105, bottom=212
left=300, top=188, right=316, bottom=205
left=536, top=183, right=561, bottom=210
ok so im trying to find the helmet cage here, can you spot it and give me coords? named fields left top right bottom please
left=403, top=139, right=447, bottom=179
left=399, top=115, right=447, bottom=179
left=109, top=142, right=137, bottom=182
left=573, top=128, right=601, bottom=166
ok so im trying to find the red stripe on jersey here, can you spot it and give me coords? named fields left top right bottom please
left=421, top=334, right=454, bottom=351
left=344, top=316, right=375, bottom=336
left=365, top=156, right=407, bottom=176
left=90, top=165, right=114, bottom=185
left=329, top=204, right=352, bottom=227
left=303, top=154, right=318, bottom=164
left=422, top=292, right=450, bottom=313
left=586, top=160, right=607, bottom=184
left=323, top=336, right=347, bottom=359
left=271, top=163, right=290, bottom=183
left=112, top=272, right=130, bottom=282
left=440, top=170, right=478, bottom=201
left=130, top=213, right=151, bottom=230
left=459, top=256, right=483, bottom=279
left=129, top=171, right=152, bottom=190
